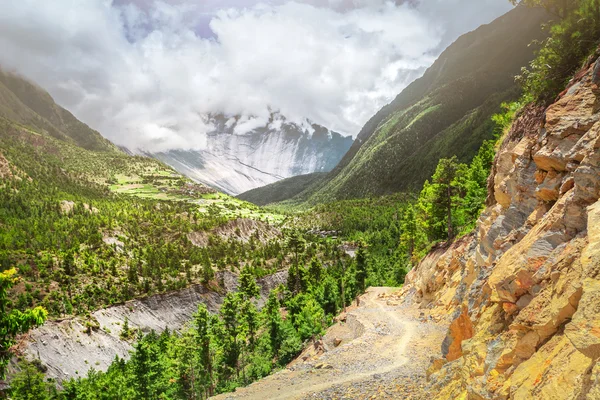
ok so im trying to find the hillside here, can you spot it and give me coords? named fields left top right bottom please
left=237, top=172, right=326, bottom=206
left=0, top=67, right=295, bottom=315
left=0, top=68, right=115, bottom=152
left=246, top=5, right=548, bottom=206
left=0, top=85, right=415, bottom=396
left=396, top=51, right=600, bottom=398
left=0, top=71, right=366, bottom=392
left=0, top=116, right=284, bottom=316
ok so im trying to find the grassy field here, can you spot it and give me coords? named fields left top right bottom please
left=108, top=167, right=286, bottom=223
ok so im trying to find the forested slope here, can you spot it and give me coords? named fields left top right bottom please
left=0, top=71, right=397, bottom=398
left=0, top=69, right=115, bottom=152
left=254, top=5, right=549, bottom=206
left=237, top=172, right=326, bottom=206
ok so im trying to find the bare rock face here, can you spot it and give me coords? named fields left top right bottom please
left=441, top=305, right=473, bottom=362
left=187, top=218, right=281, bottom=247
left=401, top=57, right=600, bottom=399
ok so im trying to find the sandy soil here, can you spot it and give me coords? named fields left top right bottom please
left=212, top=287, right=447, bottom=400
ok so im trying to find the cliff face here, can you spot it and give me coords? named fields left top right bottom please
left=401, top=54, right=600, bottom=399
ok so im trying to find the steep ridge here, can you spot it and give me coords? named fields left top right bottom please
left=254, top=5, right=549, bottom=206
left=0, top=68, right=116, bottom=152
left=149, top=116, right=353, bottom=195
left=397, top=53, right=600, bottom=399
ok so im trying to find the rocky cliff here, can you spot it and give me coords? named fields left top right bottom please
left=16, top=271, right=288, bottom=383
left=400, top=52, right=600, bottom=399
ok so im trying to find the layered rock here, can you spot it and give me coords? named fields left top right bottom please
left=401, top=54, right=600, bottom=399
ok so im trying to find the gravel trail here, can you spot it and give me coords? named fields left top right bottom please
left=212, top=287, right=447, bottom=400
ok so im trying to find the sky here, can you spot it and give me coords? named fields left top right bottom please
left=0, top=0, right=513, bottom=151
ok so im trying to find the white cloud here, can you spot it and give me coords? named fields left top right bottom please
left=0, top=0, right=511, bottom=152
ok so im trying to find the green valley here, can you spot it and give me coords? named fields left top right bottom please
left=4, top=0, right=600, bottom=399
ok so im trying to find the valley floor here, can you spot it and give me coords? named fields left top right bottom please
left=212, top=287, right=447, bottom=400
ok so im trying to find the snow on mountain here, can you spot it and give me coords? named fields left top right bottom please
left=148, top=115, right=353, bottom=195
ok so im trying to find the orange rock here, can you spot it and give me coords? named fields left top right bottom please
left=502, top=302, right=518, bottom=315
left=443, top=305, right=473, bottom=362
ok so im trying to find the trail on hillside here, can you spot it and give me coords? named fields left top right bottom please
left=212, top=287, right=447, bottom=400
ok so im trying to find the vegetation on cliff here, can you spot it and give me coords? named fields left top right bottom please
left=400, top=1, right=600, bottom=398
left=514, top=0, right=600, bottom=102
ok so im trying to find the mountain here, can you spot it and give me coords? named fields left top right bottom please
left=0, top=69, right=297, bottom=382
left=0, top=68, right=116, bottom=152
left=242, top=5, right=549, bottom=205
left=237, top=172, right=327, bottom=206
left=149, top=115, right=353, bottom=195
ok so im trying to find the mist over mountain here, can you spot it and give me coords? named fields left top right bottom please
left=244, top=5, right=549, bottom=204
left=148, top=114, right=352, bottom=195
left=0, top=0, right=513, bottom=192
left=0, top=0, right=511, bottom=153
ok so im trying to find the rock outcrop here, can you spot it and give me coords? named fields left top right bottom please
left=400, top=53, right=600, bottom=399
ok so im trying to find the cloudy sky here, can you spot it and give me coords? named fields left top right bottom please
left=0, top=0, right=512, bottom=151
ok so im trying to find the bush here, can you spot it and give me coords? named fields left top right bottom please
left=518, top=0, right=600, bottom=102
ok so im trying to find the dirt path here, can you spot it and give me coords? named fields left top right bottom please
left=212, top=287, right=447, bottom=400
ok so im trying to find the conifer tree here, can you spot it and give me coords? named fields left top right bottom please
left=193, top=303, right=213, bottom=397
left=355, top=243, right=368, bottom=294
left=239, top=267, right=259, bottom=301
left=0, top=268, right=47, bottom=377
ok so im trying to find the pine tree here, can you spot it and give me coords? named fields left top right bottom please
left=355, top=243, right=368, bottom=294
left=432, top=157, right=460, bottom=241
left=0, top=268, right=47, bottom=377
left=238, top=267, right=259, bottom=301
left=264, top=292, right=283, bottom=358
left=400, top=203, right=418, bottom=259
left=193, top=303, right=213, bottom=397
left=286, top=232, right=305, bottom=293
left=219, top=293, right=241, bottom=382
left=10, top=362, right=54, bottom=400
left=308, top=257, right=323, bottom=287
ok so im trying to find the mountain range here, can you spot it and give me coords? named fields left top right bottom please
left=239, top=5, right=550, bottom=205
left=148, top=115, right=352, bottom=195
